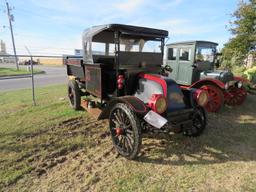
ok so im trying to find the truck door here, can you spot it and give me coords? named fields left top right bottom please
left=176, top=46, right=193, bottom=85
left=166, top=47, right=178, bottom=80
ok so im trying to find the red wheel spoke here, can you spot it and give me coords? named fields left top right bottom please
left=201, top=85, right=224, bottom=112
left=225, top=87, right=247, bottom=106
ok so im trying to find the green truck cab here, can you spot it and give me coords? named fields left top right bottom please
left=165, top=41, right=247, bottom=112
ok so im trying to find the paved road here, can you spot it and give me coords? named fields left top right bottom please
left=0, top=64, right=68, bottom=92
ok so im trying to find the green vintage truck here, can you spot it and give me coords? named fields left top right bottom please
left=165, top=41, right=247, bottom=112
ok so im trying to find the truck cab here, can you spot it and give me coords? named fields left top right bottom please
left=166, top=41, right=219, bottom=85
left=66, top=24, right=165, bottom=101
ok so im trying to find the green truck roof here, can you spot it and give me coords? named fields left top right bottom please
left=166, top=40, right=218, bottom=46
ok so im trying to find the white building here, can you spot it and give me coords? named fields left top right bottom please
left=74, top=49, right=83, bottom=56
left=0, top=40, right=15, bottom=64
left=0, top=40, right=6, bottom=54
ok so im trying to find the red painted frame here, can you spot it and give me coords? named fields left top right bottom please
left=181, top=78, right=226, bottom=89
left=138, top=73, right=167, bottom=97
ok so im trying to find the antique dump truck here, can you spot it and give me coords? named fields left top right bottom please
left=66, top=24, right=209, bottom=159
left=165, top=41, right=247, bottom=112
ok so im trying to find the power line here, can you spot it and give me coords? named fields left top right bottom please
left=0, top=54, right=66, bottom=57
left=11, top=32, right=67, bottom=41
left=14, top=46, right=76, bottom=50
left=13, top=7, right=50, bottom=19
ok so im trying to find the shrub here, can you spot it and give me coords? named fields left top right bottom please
left=243, top=66, right=256, bottom=83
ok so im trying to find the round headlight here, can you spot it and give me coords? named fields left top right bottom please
left=194, top=89, right=209, bottom=107
left=148, top=94, right=167, bottom=114
left=155, top=97, right=167, bottom=114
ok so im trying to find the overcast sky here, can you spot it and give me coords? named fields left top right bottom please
left=0, top=0, right=238, bottom=55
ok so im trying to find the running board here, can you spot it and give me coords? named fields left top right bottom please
left=81, top=99, right=102, bottom=119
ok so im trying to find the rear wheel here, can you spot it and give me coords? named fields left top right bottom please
left=184, top=107, right=206, bottom=137
left=109, top=103, right=141, bottom=159
left=225, top=86, right=247, bottom=106
left=68, top=80, right=81, bottom=110
left=200, top=84, right=224, bottom=112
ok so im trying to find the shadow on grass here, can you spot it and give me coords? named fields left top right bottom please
left=137, top=95, right=256, bottom=166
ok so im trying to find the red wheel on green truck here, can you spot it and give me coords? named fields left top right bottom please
left=200, top=84, right=224, bottom=112
left=225, top=86, right=247, bottom=106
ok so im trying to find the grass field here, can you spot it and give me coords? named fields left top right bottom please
left=0, top=67, right=43, bottom=77
left=0, top=85, right=256, bottom=192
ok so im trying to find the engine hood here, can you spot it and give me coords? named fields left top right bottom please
left=134, top=73, right=186, bottom=112
left=200, top=70, right=234, bottom=83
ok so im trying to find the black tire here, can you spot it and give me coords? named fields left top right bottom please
left=68, top=80, right=81, bottom=110
left=109, top=103, right=141, bottom=159
left=184, top=107, right=207, bottom=137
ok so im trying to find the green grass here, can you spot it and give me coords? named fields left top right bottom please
left=0, top=85, right=256, bottom=192
left=0, top=67, right=43, bottom=77
left=0, top=85, right=85, bottom=189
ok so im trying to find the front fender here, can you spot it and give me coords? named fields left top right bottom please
left=189, top=78, right=225, bottom=89
left=234, top=76, right=250, bottom=83
left=98, top=96, right=148, bottom=120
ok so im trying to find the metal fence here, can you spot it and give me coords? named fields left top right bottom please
left=0, top=54, right=66, bottom=66
left=0, top=54, right=69, bottom=105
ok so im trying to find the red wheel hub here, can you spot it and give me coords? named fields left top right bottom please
left=115, top=128, right=123, bottom=136
left=201, top=85, right=224, bottom=112
left=225, top=87, right=247, bottom=106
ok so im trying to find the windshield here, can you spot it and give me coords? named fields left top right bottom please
left=120, top=38, right=161, bottom=53
left=90, top=38, right=162, bottom=55
left=196, top=46, right=216, bottom=62
left=84, top=37, right=162, bottom=64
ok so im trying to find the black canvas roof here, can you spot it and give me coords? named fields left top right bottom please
left=83, top=24, right=168, bottom=42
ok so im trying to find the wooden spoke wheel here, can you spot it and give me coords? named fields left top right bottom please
left=184, top=107, right=206, bottom=137
left=109, top=103, right=141, bottom=159
left=201, top=84, right=224, bottom=112
left=225, top=87, right=247, bottom=106
left=68, top=80, right=81, bottom=110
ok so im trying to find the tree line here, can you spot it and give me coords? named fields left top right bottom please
left=222, top=0, right=256, bottom=70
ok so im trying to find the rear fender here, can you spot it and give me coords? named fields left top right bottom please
left=188, top=78, right=225, bottom=89
left=98, top=96, right=148, bottom=120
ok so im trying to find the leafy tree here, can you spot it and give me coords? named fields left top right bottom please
left=222, top=0, right=256, bottom=68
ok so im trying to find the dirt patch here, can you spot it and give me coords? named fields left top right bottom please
left=2, top=116, right=110, bottom=191
left=15, top=137, right=116, bottom=192
left=21, top=117, right=85, bottom=139
left=57, top=117, right=84, bottom=129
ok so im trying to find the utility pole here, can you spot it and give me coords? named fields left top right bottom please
left=5, top=1, right=19, bottom=70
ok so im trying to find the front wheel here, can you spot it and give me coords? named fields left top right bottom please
left=200, top=84, right=224, bottom=112
left=109, top=103, right=141, bottom=159
left=184, top=107, right=207, bottom=137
